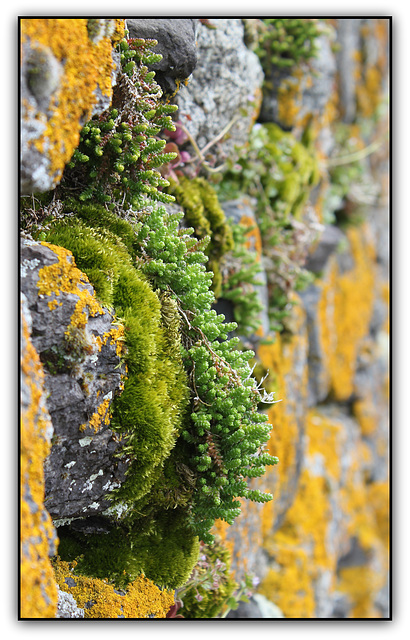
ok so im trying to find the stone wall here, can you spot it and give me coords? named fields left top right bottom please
left=20, top=18, right=390, bottom=619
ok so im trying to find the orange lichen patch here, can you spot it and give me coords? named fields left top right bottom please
left=21, top=19, right=124, bottom=183
left=318, top=224, right=376, bottom=400
left=79, top=397, right=111, bottom=434
left=20, top=312, right=58, bottom=618
left=257, top=300, right=308, bottom=534
left=95, top=325, right=126, bottom=358
left=37, top=242, right=104, bottom=330
left=53, top=559, right=174, bottom=618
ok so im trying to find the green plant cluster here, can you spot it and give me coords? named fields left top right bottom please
left=254, top=18, right=322, bottom=71
left=215, top=122, right=320, bottom=332
left=167, top=176, right=235, bottom=298
left=60, top=36, right=178, bottom=210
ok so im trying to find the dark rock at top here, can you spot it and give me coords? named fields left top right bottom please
left=126, top=19, right=199, bottom=97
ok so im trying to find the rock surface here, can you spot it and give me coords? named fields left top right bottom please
left=175, top=19, right=264, bottom=165
left=126, top=18, right=199, bottom=97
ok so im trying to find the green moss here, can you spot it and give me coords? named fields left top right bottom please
left=56, top=507, right=199, bottom=589
left=167, top=176, right=234, bottom=298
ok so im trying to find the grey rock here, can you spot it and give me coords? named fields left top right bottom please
left=126, top=19, right=199, bottom=97
left=253, top=594, right=285, bottom=618
left=175, top=19, right=264, bottom=165
left=56, top=586, right=85, bottom=618
left=20, top=239, right=129, bottom=521
left=304, top=225, right=345, bottom=274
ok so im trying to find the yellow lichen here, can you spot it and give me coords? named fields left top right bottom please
left=79, top=397, right=111, bottom=434
left=37, top=242, right=104, bottom=331
left=21, top=19, right=124, bottom=183
left=20, top=312, right=58, bottom=618
left=53, top=559, right=174, bottom=618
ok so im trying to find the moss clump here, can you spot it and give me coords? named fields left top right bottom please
left=56, top=506, right=199, bottom=590
left=167, top=176, right=234, bottom=297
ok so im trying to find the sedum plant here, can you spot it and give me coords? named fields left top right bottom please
left=60, top=36, right=178, bottom=210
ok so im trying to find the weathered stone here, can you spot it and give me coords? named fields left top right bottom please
left=335, top=19, right=363, bottom=123
left=20, top=239, right=129, bottom=521
left=126, top=18, right=199, bottom=97
left=175, top=19, right=264, bottom=165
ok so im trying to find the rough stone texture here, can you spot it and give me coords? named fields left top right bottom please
left=20, top=239, right=129, bottom=521
left=174, top=19, right=264, bottom=164
left=56, top=587, right=85, bottom=618
left=20, top=19, right=122, bottom=195
left=126, top=18, right=199, bottom=97
left=259, top=33, right=337, bottom=129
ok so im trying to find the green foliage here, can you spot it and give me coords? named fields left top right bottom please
left=60, top=37, right=178, bottom=210
left=322, top=122, right=379, bottom=226
left=254, top=18, right=322, bottom=71
left=167, top=176, right=234, bottom=297
left=215, top=122, right=320, bottom=332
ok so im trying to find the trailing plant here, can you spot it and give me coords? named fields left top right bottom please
left=58, top=36, right=178, bottom=210
left=215, top=122, right=321, bottom=332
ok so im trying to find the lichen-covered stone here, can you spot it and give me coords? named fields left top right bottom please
left=175, top=18, right=264, bottom=164
left=20, top=239, right=128, bottom=521
left=20, top=293, right=58, bottom=618
left=20, top=18, right=124, bottom=194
